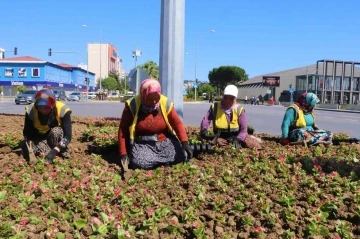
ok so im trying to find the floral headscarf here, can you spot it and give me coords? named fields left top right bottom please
left=139, top=78, right=161, bottom=113
left=295, top=92, right=319, bottom=113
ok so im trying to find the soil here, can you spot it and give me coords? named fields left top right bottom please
left=0, top=113, right=360, bottom=239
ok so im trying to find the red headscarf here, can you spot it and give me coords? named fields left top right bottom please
left=139, top=78, right=161, bottom=103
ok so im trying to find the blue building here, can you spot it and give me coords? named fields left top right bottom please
left=0, top=56, right=97, bottom=96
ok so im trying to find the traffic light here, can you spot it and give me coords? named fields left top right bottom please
left=289, top=84, right=292, bottom=89
left=48, top=48, right=52, bottom=56
left=14, top=47, right=17, bottom=55
left=85, top=78, right=90, bottom=85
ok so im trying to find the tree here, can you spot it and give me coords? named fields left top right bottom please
left=198, top=83, right=216, bottom=96
left=101, top=77, right=118, bottom=90
left=140, top=61, right=159, bottom=79
left=208, top=66, right=248, bottom=90
left=17, top=85, right=27, bottom=93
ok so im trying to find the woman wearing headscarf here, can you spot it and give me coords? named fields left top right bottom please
left=281, top=92, right=332, bottom=146
left=21, top=88, right=72, bottom=163
left=200, top=85, right=262, bottom=149
left=118, top=78, right=193, bottom=170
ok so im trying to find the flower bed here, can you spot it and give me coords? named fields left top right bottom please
left=0, top=115, right=359, bottom=238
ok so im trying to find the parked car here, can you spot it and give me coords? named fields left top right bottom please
left=87, top=92, right=96, bottom=100
left=68, top=92, right=83, bottom=101
left=53, top=90, right=67, bottom=101
left=108, top=92, right=120, bottom=98
left=15, top=90, right=37, bottom=105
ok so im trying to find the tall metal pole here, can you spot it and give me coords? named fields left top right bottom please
left=159, top=0, right=185, bottom=118
left=123, top=64, right=127, bottom=95
left=194, top=34, right=198, bottom=101
left=306, top=68, right=308, bottom=93
left=99, top=29, right=102, bottom=90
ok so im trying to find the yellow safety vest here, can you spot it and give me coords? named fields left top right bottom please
left=211, top=102, right=244, bottom=132
left=288, top=104, right=316, bottom=128
left=126, top=94, right=174, bottom=144
left=25, top=101, right=71, bottom=134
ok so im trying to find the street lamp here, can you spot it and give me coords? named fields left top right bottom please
left=82, top=24, right=103, bottom=90
left=132, top=50, right=142, bottom=94
left=132, top=50, right=142, bottom=68
left=194, top=29, right=215, bottom=101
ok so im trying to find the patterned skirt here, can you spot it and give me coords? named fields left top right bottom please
left=289, top=128, right=333, bottom=146
left=21, top=127, right=70, bottom=159
left=130, top=136, right=186, bottom=170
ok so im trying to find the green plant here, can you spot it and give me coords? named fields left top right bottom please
left=247, top=125, right=255, bottom=135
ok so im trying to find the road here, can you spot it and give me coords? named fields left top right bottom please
left=1, top=101, right=359, bottom=138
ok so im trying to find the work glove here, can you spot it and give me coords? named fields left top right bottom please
left=45, top=149, right=58, bottom=164
left=200, top=129, right=215, bottom=140
left=181, top=142, right=193, bottom=162
left=282, top=138, right=290, bottom=146
left=120, top=154, right=129, bottom=171
left=231, top=137, right=242, bottom=149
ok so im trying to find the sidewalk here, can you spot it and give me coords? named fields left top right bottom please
left=315, top=107, right=360, bottom=114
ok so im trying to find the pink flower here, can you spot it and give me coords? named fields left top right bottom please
left=20, top=217, right=29, bottom=227
left=253, top=226, right=265, bottom=233
left=146, top=171, right=153, bottom=177
left=68, top=187, right=76, bottom=193
left=25, top=191, right=31, bottom=196
left=147, top=208, right=155, bottom=217
left=113, top=188, right=120, bottom=196
left=92, top=217, right=101, bottom=226
left=5, top=169, right=11, bottom=175
left=125, top=231, right=131, bottom=238
left=192, top=222, right=200, bottom=228
left=31, top=181, right=39, bottom=189
left=314, top=165, right=322, bottom=171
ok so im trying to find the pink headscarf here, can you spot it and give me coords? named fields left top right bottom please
left=139, top=78, right=161, bottom=103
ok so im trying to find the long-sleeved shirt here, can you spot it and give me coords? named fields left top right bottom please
left=281, top=108, right=315, bottom=138
left=118, top=104, right=188, bottom=156
left=200, top=106, right=248, bottom=142
left=23, top=111, right=72, bottom=144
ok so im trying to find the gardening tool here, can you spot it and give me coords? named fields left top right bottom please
left=332, top=138, right=359, bottom=145
left=189, top=143, right=215, bottom=157
left=25, top=140, right=38, bottom=164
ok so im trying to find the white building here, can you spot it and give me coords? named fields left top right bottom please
left=87, top=43, right=120, bottom=85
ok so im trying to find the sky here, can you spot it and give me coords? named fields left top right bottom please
left=2, top=0, right=360, bottom=82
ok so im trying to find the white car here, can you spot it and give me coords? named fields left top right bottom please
left=87, top=92, right=97, bottom=99
left=68, top=92, right=82, bottom=101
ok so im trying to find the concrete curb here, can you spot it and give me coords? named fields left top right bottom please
left=315, top=108, right=360, bottom=114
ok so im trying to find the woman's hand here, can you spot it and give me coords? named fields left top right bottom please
left=217, top=138, right=229, bottom=146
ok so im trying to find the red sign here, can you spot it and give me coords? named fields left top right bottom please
left=262, top=76, right=280, bottom=87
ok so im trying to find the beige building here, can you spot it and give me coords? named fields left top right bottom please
left=87, top=43, right=121, bottom=84
left=238, top=59, right=360, bottom=104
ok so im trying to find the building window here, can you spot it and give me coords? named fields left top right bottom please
left=353, top=78, right=359, bottom=91
left=5, top=68, right=14, bottom=77
left=325, top=77, right=332, bottom=90
left=18, top=68, right=27, bottom=77
left=352, top=93, right=359, bottom=104
left=334, top=76, right=341, bottom=91
left=32, top=68, right=40, bottom=77
left=334, top=92, right=341, bottom=104
left=343, top=77, right=350, bottom=91
left=317, top=76, right=324, bottom=90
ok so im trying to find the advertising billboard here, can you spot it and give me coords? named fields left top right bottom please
left=262, top=76, right=280, bottom=87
